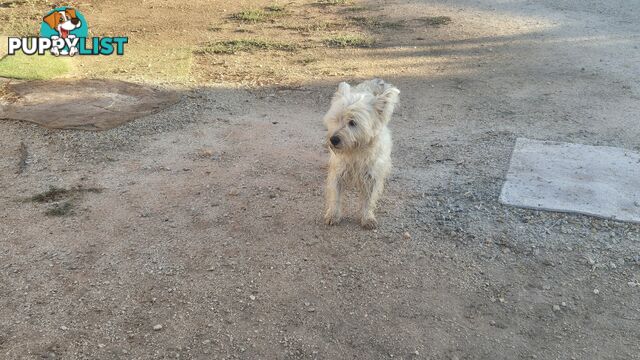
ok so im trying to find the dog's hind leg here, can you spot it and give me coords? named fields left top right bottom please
left=359, top=174, right=384, bottom=229
left=324, top=164, right=343, bottom=225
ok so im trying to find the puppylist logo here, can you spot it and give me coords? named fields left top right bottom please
left=7, top=6, right=127, bottom=56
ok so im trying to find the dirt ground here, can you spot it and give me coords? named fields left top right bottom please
left=1, top=0, right=640, bottom=359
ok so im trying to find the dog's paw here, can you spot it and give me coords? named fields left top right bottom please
left=324, top=213, right=341, bottom=226
left=360, top=217, right=378, bottom=230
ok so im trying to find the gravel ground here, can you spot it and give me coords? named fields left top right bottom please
left=1, top=0, right=640, bottom=359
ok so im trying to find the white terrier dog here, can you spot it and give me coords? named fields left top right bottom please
left=323, top=79, right=400, bottom=229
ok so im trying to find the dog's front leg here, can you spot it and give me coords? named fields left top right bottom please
left=324, top=163, right=343, bottom=225
left=360, top=174, right=384, bottom=229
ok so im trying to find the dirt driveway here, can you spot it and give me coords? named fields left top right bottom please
left=1, top=0, right=640, bottom=359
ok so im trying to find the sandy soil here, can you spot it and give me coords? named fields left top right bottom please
left=1, top=0, right=640, bottom=359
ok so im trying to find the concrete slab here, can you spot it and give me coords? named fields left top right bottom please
left=500, top=138, right=640, bottom=223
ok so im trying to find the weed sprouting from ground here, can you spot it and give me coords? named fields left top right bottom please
left=30, top=186, right=71, bottom=203
left=29, top=186, right=102, bottom=217
left=45, top=201, right=73, bottom=217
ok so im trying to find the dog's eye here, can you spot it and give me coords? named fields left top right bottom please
left=348, top=120, right=356, bottom=127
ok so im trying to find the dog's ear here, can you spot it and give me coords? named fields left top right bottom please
left=43, top=11, right=61, bottom=29
left=337, top=82, right=350, bottom=95
left=65, top=8, right=77, bottom=19
left=331, top=82, right=351, bottom=103
left=374, top=86, right=400, bottom=124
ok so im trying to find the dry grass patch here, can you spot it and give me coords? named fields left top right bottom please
left=315, top=0, right=352, bottom=6
left=231, top=9, right=268, bottom=22
left=418, top=16, right=452, bottom=26
left=324, top=34, right=374, bottom=47
left=231, top=6, right=289, bottom=23
left=277, top=21, right=346, bottom=32
left=349, top=16, right=405, bottom=30
left=343, top=5, right=369, bottom=12
left=197, top=39, right=298, bottom=55
left=265, top=4, right=286, bottom=12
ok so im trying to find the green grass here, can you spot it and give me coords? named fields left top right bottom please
left=324, top=34, right=374, bottom=48
left=197, top=39, right=297, bottom=55
left=0, top=53, right=70, bottom=80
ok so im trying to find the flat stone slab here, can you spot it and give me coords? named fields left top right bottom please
left=500, top=138, right=640, bottom=223
left=0, top=79, right=180, bottom=131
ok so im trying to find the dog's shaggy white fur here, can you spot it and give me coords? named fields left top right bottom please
left=323, top=79, right=400, bottom=229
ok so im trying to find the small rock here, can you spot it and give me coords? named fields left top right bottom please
left=552, top=305, right=561, bottom=312
left=307, top=307, right=316, bottom=312
left=403, top=231, right=411, bottom=240
left=153, top=324, right=163, bottom=331
left=249, top=295, right=256, bottom=301
left=60, top=326, right=68, bottom=331
left=628, top=282, right=638, bottom=287
left=202, top=339, right=211, bottom=345
left=98, top=344, right=105, bottom=348
left=593, top=289, right=600, bottom=295
left=561, top=302, right=567, bottom=307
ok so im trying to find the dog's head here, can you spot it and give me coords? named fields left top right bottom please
left=43, top=8, right=82, bottom=37
left=323, top=81, right=399, bottom=153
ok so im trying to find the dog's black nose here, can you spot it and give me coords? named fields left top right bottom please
left=330, top=136, right=341, bottom=146
left=71, top=18, right=80, bottom=25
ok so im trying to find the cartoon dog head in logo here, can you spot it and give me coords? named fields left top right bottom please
left=42, top=8, right=82, bottom=39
